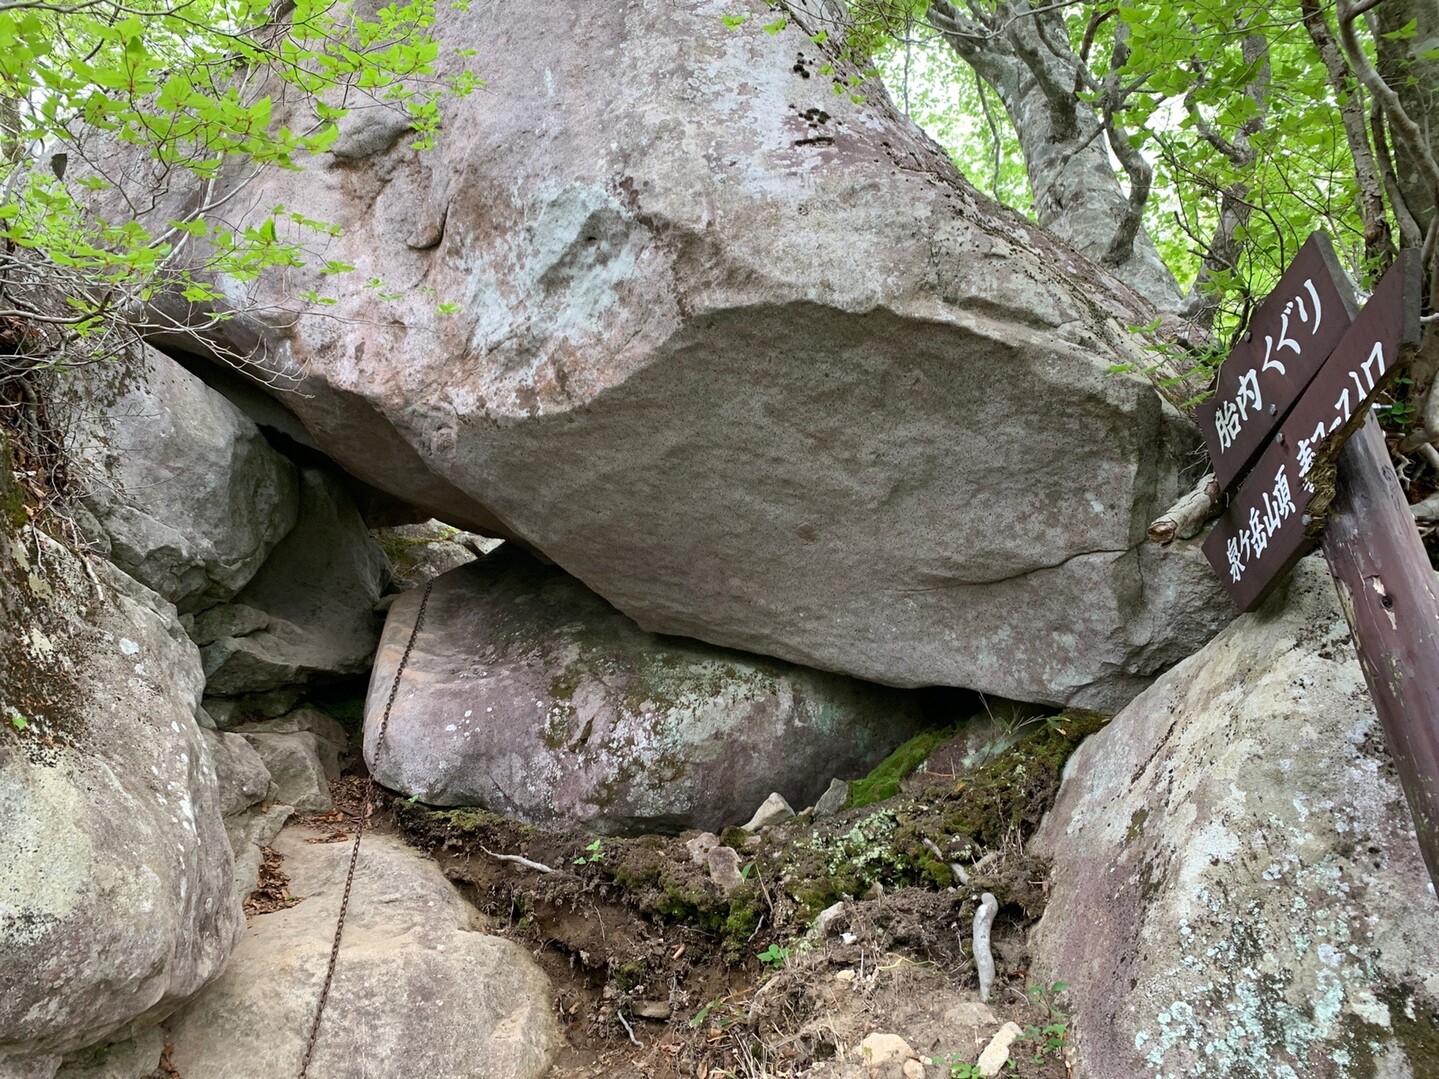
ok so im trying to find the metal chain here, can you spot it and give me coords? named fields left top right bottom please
left=297, top=579, right=435, bottom=1079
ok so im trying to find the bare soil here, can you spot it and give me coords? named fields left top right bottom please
left=369, top=715, right=1101, bottom=1078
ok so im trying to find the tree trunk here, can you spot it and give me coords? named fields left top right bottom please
left=929, top=1, right=1181, bottom=311
left=1374, top=0, right=1439, bottom=241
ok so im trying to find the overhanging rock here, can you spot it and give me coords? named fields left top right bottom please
left=147, top=1, right=1232, bottom=708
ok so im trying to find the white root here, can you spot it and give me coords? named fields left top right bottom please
left=1147, top=473, right=1221, bottom=544
left=973, top=892, right=999, bottom=1004
left=616, top=1009, right=642, bottom=1048
left=477, top=845, right=554, bottom=874
left=922, top=837, right=971, bottom=886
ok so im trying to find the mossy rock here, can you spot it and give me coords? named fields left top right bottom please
left=0, top=432, right=27, bottom=531
left=845, top=725, right=959, bottom=809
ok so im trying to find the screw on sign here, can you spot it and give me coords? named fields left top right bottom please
left=1195, top=232, right=1358, bottom=491
left=1201, top=249, right=1421, bottom=612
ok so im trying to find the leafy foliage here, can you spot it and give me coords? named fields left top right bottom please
left=861, top=0, right=1378, bottom=339
left=0, top=0, right=476, bottom=378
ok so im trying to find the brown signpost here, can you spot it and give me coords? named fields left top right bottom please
left=1195, top=232, right=1358, bottom=491
left=1197, top=241, right=1439, bottom=890
left=1201, top=250, right=1421, bottom=611
left=1323, top=417, right=1439, bottom=889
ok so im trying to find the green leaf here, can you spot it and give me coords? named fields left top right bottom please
left=722, top=13, right=746, bottom=29
left=762, top=17, right=786, bottom=35
left=1382, top=18, right=1418, bottom=40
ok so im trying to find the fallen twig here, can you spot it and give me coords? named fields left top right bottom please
left=616, top=1009, right=642, bottom=1048
left=1147, top=473, right=1221, bottom=544
left=1411, top=491, right=1439, bottom=520
left=477, top=845, right=554, bottom=874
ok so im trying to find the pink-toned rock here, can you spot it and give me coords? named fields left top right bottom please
left=1032, top=559, right=1439, bottom=1077
left=363, top=548, right=925, bottom=834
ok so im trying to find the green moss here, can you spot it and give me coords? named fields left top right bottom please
left=1126, top=807, right=1149, bottom=841
left=374, top=526, right=460, bottom=563
left=0, top=432, right=27, bottom=531
left=926, top=711, right=1107, bottom=849
left=1381, top=986, right=1439, bottom=1079
left=846, top=725, right=960, bottom=809
left=609, top=958, right=647, bottom=993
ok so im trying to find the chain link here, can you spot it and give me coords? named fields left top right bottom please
left=297, top=579, right=434, bottom=1079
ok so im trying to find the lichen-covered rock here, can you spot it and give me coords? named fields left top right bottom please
left=200, top=468, right=389, bottom=694
left=137, top=0, right=1230, bottom=709
left=162, top=826, right=556, bottom=1079
left=53, top=345, right=298, bottom=612
left=373, top=520, right=501, bottom=592
left=1031, top=558, right=1439, bottom=1078
left=364, top=548, right=927, bottom=834
left=0, top=526, right=242, bottom=1075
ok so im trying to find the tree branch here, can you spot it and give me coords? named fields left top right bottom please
left=1148, top=474, right=1221, bottom=544
left=1336, top=0, right=1439, bottom=210
left=1302, top=0, right=1394, bottom=266
left=1097, top=22, right=1152, bottom=267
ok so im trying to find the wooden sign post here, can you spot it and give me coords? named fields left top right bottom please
left=1323, top=417, right=1439, bottom=889
left=1197, top=241, right=1439, bottom=889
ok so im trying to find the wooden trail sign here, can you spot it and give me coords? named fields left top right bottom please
left=1196, top=233, right=1358, bottom=491
left=1194, top=240, right=1439, bottom=891
left=1202, top=250, right=1422, bottom=612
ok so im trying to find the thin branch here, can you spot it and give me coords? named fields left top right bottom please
left=973, top=892, right=998, bottom=1003
left=1148, top=474, right=1221, bottom=544
left=1371, top=94, right=1423, bottom=249
left=1336, top=0, right=1439, bottom=210
left=1301, top=0, right=1394, bottom=266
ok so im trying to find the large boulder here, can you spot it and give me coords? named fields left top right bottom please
left=1030, top=558, right=1439, bottom=1077
left=0, top=519, right=242, bottom=1075
left=53, top=345, right=298, bottom=612
left=134, top=1, right=1230, bottom=709
left=364, top=548, right=927, bottom=834
left=199, top=468, right=390, bottom=694
left=162, top=825, right=556, bottom=1079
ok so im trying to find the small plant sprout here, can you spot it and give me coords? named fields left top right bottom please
left=1021, top=981, right=1070, bottom=1062
left=573, top=838, right=604, bottom=866
left=757, top=942, right=790, bottom=968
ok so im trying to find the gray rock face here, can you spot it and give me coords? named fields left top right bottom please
left=146, top=1, right=1230, bottom=709
left=163, top=826, right=556, bottom=1079
left=54, top=345, right=298, bottom=612
left=200, top=468, right=390, bottom=694
left=53, top=1028, right=164, bottom=1079
left=0, top=529, right=241, bottom=1074
left=195, top=713, right=287, bottom=908
left=364, top=549, right=926, bottom=834
left=1031, top=558, right=1439, bottom=1078
left=238, top=732, right=334, bottom=813
left=227, top=706, right=350, bottom=780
